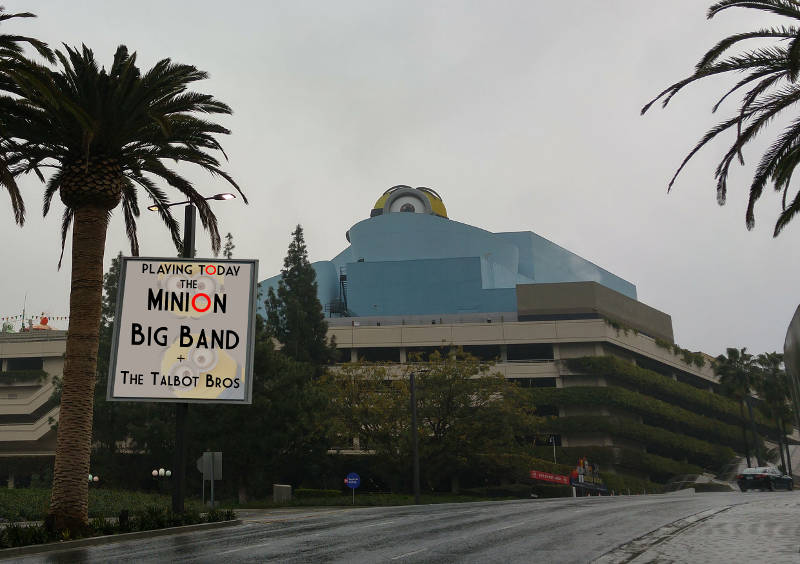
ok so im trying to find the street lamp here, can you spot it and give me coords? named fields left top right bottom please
left=146, top=192, right=235, bottom=514
left=146, top=193, right=236, bottom=212
left=409, top=369, right=429, bottom=505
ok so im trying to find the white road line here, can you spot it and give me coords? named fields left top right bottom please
left=496, top=521, right=524, bottom=531
left=360, top=520, right=396, bottom=528
left=390, top=548, right=427, bottom=560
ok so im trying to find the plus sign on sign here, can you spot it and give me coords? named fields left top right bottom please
left=345, top=472, right=360, bottom=489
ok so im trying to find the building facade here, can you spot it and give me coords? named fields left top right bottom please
left=0, top=327, right=64, bottom=487
left=261, top=187, right=797, bottom=484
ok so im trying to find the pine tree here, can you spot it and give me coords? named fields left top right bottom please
left=223, top=232, right=235, bottom=259
left=266, top=225, right=333, bottom=365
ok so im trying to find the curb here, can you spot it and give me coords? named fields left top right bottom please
left=0, top=519, right=241, bottom=560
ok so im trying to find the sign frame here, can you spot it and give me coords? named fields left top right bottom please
left=106, top=256, right=258, bottom=404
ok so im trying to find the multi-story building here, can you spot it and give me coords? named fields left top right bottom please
left=0, top=324, right=64, bottom=487
left=261, top=186, right=798, bottom=484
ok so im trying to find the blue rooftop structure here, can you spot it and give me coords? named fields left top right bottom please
left=259, top=186, right=636, bottom=318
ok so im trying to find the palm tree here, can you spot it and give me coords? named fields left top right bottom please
left=0, top=44, right=245, bottom=531
left=642, top=0, right=800, bottom=236
left=755, top=352, right=794, bottom=475
left=0, top=6, right=53, bottom=225
left=715, top=347, right=763, bottom=466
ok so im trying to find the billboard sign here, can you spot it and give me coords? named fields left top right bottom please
left=107, top=257, right=258, bottom=404
left=529, top=470, right=569, bottom=485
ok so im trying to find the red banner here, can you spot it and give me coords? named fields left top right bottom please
left=529, top=470, right=570, bottom=485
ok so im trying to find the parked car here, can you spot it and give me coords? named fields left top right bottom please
left=737, top=467, right=794, bottom=491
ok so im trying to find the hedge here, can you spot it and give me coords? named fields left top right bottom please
left=564, top=357, right=772, bottom=430
left=531, top=386, right=744, bottom=450
left=541, top=415, right=735, bottom=470
left=531, top=445, right=703, bottom=484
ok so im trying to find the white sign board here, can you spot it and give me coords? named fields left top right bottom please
left=107, top=257, right=258, bottom=404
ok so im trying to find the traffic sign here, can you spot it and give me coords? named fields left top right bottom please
left=345, top=472, right=360, bottom=489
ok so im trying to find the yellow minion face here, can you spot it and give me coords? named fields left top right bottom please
left=371, top=186, right=448, bottom=218
left=160, top=336, right=242, bottom=400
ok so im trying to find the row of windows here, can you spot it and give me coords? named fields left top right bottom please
left=2, top=357, right=44, bottom=371
left=340, top=344, right=555, bottom=363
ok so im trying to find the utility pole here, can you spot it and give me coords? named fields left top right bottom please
left=410, top=370, right=420, bottom=505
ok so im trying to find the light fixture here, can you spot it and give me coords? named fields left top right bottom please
left=152, top=469, right=158, bottom=477
left=147, top=193, right=236, bottom=212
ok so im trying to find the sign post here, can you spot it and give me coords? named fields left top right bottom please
left=345, top=472, right=360, bottom=505
left=107, top=245, right=257, bottom=514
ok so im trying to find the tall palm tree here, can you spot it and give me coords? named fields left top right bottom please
left=0, top=6, right=53, bottom=225
left=0, top=44, right=245, bottom=531
left=642, top=0, right=800, bottom=236
left=755, top=352, right=794, bottom=474
left=716, top=347, right=763, bottom=466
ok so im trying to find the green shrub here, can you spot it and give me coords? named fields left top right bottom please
left=294, top=488, right=341, bottom=499
left=531, top=386, right=743, bottom=449
left=565, top=357, right=771, bottom=429
left=542, top=415, right=735, bottom=469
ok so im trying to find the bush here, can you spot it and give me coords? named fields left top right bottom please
left=294, top=488, right=341, bottom=499
left=543, top=415, right=735, bottom=470
left=565, top=357, right=772, bottom=430
left=531, top=386, right=744, bottom=449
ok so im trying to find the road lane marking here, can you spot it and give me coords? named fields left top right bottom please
left=496, top=521, right=524, bottom=531
left=391, top=548, right=427, bottom=560
left=360, top=520, right=396, bottom=528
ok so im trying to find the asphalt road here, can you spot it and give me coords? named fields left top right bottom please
left=9, top=491, right=799, bottom=563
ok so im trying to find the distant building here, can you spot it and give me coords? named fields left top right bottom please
left=0, top=322, right=64, bottom=487
left=260, top=186, right=797, bottom=483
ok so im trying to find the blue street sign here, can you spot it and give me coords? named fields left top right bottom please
left=345, top=472, right=360, bottom=489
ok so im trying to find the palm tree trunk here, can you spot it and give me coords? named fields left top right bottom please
left=48, top=205, right=109, bottom=531
left=739, top=401, right=751, bottom=467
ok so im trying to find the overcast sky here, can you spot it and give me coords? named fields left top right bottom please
left=0, top=1, right=795, bottom=357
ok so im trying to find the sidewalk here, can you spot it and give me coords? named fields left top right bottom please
left=626, top=494, right=800, bottom=563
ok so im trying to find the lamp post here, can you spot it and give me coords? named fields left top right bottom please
left=409, top=369, right=429, bottom=505
left=147, top=193, right=235, bottom=514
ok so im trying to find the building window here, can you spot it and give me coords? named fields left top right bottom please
left=461, top=345, right=501, bottom=361
left=507, top=344, right=554, bottom=361
left=5, top=357, right=44, bottom=371
left=357, top=348, right=400, bottom=362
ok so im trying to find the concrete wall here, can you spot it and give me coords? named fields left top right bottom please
left=516, top=282, right=674, bottom=343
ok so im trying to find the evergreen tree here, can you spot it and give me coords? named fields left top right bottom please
left=223, top=232, right=235, bottom=259
left=266, top=225, right=333, bottom=365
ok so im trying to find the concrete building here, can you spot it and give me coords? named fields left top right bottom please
left=0, top=325, right=64, bottom=487
left=261, top=186, right=797, bottom=483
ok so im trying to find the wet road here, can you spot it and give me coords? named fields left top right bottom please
left=9, top=491, right=796, bottom=563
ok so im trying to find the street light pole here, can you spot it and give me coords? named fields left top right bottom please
left=172, top=203, right=195, bottom=514
left=410, top=370, right=420, bottom=505
left=147, top=193, right=234, bottom=514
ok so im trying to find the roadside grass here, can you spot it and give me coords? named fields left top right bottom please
left=0, top=488, right=205, bottom=522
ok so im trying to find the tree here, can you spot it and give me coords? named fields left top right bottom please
left=642, top=1, right=800, bottom=235
left=325, top=351, right=536, bottom=493
left=754, top=352, right=793, bottom=475
left=0, top=45, right=244, bottom=530
left=715, top=347, right=763, bottom=466
left=223, top=232, right=235, bottom=259
left=0, top=7, right=52, bottom=224
left=188, top=315, right=332, bottom=502
left=265, top=225, right=333, bottom=365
